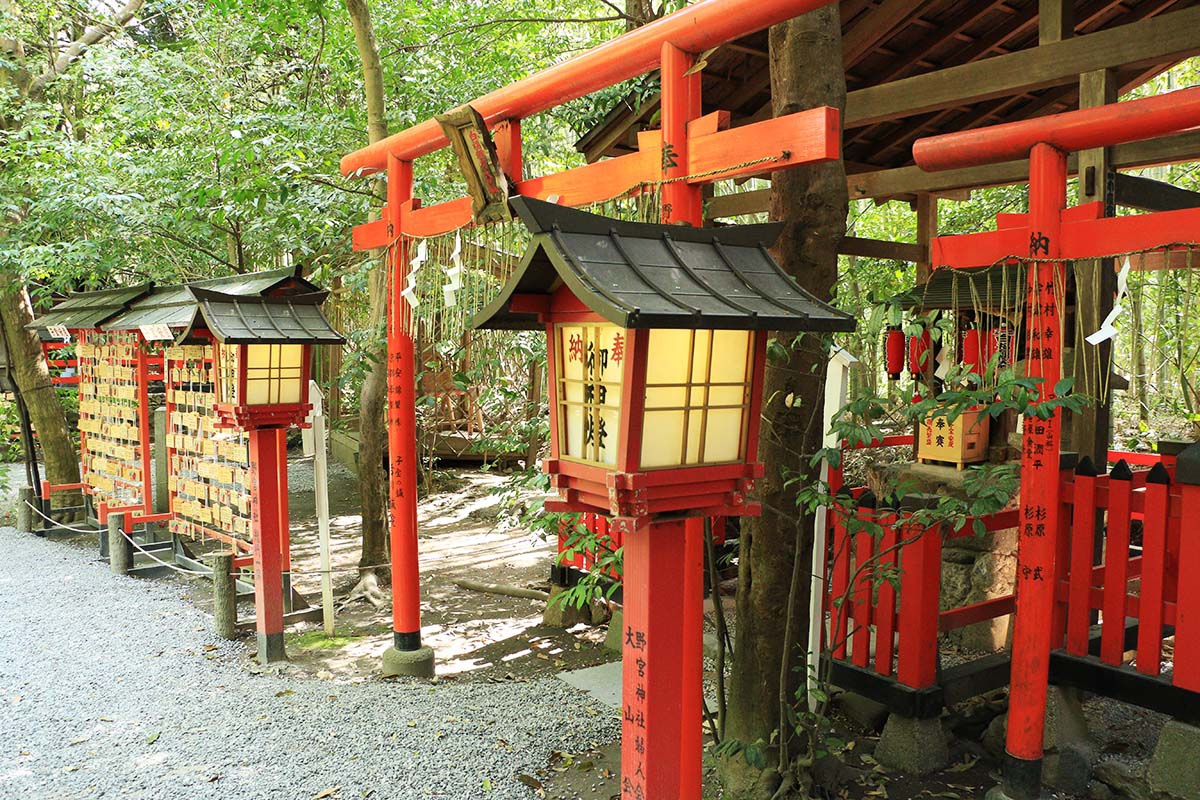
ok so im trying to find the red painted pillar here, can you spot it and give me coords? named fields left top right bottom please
left=277, top=429, right=292, bottom=610
left=621, top=518, right=689, bottom=800
left=660, top=41, right=704, bottom=800
left=249, top=426, right=286, bottom=663
left=386, top=154, right=427, bottom=655
left=1003, top=142, right=1068, bottom=800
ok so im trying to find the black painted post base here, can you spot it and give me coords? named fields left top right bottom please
left=257, top=631, right=286, bottom=664
left=985, top=753, right=1046, bottom=800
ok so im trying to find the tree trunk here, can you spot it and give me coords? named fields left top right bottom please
left=344, top=0, right=391, bottom=582
left=719, top=7, right=846, bottom=798
left=0, top=276, right=81, bottom=506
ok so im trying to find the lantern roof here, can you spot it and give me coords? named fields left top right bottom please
left=176, top=288, right=345, bottom=346
left=472, top=197, right=856, bottom=332
left=28, top=283, right=153, bottom=337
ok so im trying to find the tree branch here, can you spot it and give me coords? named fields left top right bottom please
left=26, top=0, right=146, bottom=102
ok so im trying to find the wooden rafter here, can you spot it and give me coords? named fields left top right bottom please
left=841, top=0, right=925, bottom=67
left=844, top=2, right=1200, bottom=129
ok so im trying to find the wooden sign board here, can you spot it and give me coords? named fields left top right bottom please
left=435, top=104, right=512, bottom=224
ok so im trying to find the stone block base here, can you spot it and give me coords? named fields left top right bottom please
left=875, top=715, right=949, bottom=775
left=1148, top=720, right=1200, bottom=799
left=603, top=608, right=624, bottom=653
left=543, top=584, right=589, bottom=628
left=381, top=645, right=435, bottom=678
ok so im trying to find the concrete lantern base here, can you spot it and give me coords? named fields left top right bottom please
left=382, top=645, right=435, bottom=678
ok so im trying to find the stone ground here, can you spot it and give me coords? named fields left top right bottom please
left=0, top=450, right=1187, bottom=800
left=0, top=521, right=619, bottom=800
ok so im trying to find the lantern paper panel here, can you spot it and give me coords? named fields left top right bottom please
left=556, top=323, right=624, bottom=466
left=245, top=344, right=304, bottom=405
left=641, top=328, right=753, bottom=469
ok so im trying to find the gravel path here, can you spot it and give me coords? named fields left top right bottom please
left=0, top=529, right=617, bottom=800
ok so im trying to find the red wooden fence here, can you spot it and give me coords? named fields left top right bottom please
left=823, top=444, right=1197, bottom=696
left=1058, top=455, right=1197, bottom=687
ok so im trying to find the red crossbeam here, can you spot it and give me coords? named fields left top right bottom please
left=340, top=0, right=834, bottom=174
left=353, top=109, right=839, bottom=245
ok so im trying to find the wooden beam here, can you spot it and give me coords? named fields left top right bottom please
left=845, top=0, right=1126, bottom=150
left=706, top=188, right=771, bottom=219
left=838, top=236, right=926, bottom=262
left=1072, top=67, right=1116, bottom=469
left=844, top=5, right=1200, bottom=128
left=1039, top=0, right=1075, bottom=44
left=1113, top=172, right=1200, bottom=211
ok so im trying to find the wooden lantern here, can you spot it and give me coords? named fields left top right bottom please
left=179, top=288, right=344, bottom=431
left=473, top=197, right=856, bottom=524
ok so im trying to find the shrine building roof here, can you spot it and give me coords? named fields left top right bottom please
left=29, top=284, right=153, bottom=337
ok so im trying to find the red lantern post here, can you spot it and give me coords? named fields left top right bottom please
left=184, top=289, right=344, bottom=664
left=473, top=197, right=854, bottom=799
left=659, top=41, right=705, bottom=798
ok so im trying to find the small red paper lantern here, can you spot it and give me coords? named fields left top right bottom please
left=473, top=198, right=855, bottom=523
left=885, top=327, right=905, bottom=380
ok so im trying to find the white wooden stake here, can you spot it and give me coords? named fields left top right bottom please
left=808, top=347, right=856, bottom=711
left=310, top=381, right=335, bottom=635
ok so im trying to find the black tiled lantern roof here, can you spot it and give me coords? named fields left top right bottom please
left=177, top=288, right=345, bottom=346
left=472, top=197, right=856, bottom=332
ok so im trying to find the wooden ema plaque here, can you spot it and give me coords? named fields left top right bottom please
left=164, top=343, right=253, bottom=549
left=77, top=330, right=151, bottom=510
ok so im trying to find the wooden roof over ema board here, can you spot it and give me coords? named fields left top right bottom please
left=576, top=0, right=1199, bottom=192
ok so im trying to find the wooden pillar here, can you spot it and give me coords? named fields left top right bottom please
left=620, top=518, right=690, bottom=800
left=1038, top=0, right=1074, bottom=45
left=659, top=41, right=704, bottom=800
left=277, top=429, right=293, bottom=613
left=915, top=193, right=938, bottom=283
left=1002, top=143, right=1068, bottom=800
left=249, top=426, right=286, bottom=663
left=1072, top=68, right=1117, bottom=464
left=209, top=550, right=237, bottom=640
left=386, top=155, right=425, bottom=654
left=108, top=512, right=132, bottom=575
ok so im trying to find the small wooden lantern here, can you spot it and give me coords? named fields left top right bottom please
left=180, top=288, right=344, bottom=431
left=473, top=198, right=855, bottom=524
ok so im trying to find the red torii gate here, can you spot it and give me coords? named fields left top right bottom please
left=341, top=0, right=837, bottom=795
left=914, top=86, right=1200, bottom=800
